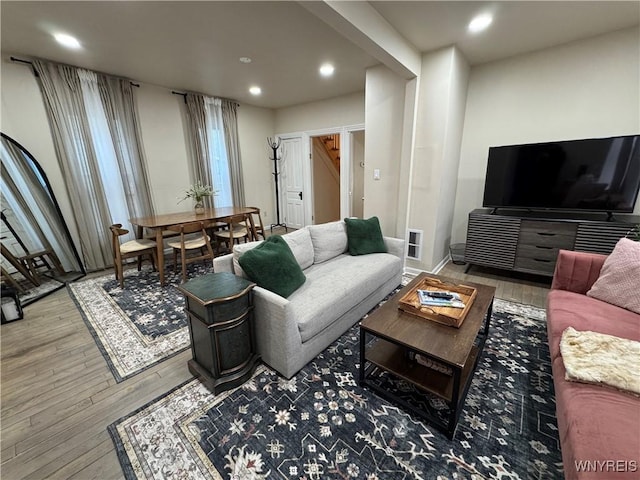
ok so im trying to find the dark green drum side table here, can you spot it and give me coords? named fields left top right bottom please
left=178, top=272, right=261, bottom=394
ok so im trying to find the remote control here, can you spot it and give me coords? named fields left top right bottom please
left=425, top=291, right=454, bottom=300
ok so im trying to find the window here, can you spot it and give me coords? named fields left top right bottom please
left=204, top=98, right=232, bottom=207
left=79, top=71, right=131, bottom=237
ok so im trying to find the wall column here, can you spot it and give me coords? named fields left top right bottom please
left=406, top=46, right=470, bottom=272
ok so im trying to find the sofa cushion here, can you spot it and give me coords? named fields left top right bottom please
left=344, top=216, right=387, bottom=255
left=281, top=228, right=314, bottom=270
left=551, top=250, right=606, bottom=294
left=290, top=253, right=401, bottom=342
left=586, top=238, right=640, bottom=314
left=238, top=235, right=306, bottom=298
left=307, top=221, right=348, bottom=264
left=546, top=289, right=640, bottom=363
left=233, top=240, right=261, bottom=278
left=552, top=356, right=640, bottom=480
left=232, top=228, right=314, bottom=278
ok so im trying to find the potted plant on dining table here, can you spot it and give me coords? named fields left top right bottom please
left=179, top=181, right=214, bottom=214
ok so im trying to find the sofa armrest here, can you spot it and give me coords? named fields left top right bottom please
left=551, top=249, right=607, bottom=294
left=384, top=236, right=405, bottom=260
left=252, top=286, right=302, bottom=376
left=213, top=253, right=234, bottom=273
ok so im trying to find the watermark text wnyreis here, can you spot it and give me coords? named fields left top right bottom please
left=575, top=460, right=638, bottom=473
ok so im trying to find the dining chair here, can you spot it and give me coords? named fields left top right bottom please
left=1, top=211, right=66, bottom=285
left=205, top=220, right=227, bottom=235
left=109, top=224, right=157, bottom=288
left=166, top=221, right=214, bottom=282
left=1, top=242, right=40, bottom=287
left=144, top=229, right=179, bottom=241
left=1, top=265, right=27, bottom=293
left=214, top=214, right=250, bottom=254
left=245, top=207, right=266, bottom=240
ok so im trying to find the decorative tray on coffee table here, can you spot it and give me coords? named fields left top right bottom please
left=398, top=277, right=477, bottom=328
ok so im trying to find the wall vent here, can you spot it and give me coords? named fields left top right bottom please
left=406, top=229, right=423, bottom=260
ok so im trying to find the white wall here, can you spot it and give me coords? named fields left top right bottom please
left=273, top=91, right=365, bottom=228
left=452, top=27, right=640, bottom=243
left=435, top=48, right=470, bottom=266
left=0, top=55, right=276, bottom=262
left=237, top=105, right=276, bottom=224
left=274, top=91, right=364, bottom=134
left=136, top=84, right=191, bottom=214
left=136, top=87, right=276, bottom=219
left=5, top=26, right=638, bottom=271
left=0, top=57, right=81, bottom=248
left=363, top=64, right=409, bottom=236
left=405, top=47, right=470, bottom=271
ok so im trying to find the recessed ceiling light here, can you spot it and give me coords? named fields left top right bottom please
left=54, top=33, right=81, bottom=49
left=239, top=57, right=252, bottom=64
left=249, top=86, right=262, bottom=95
left=468, top=14, right=493, bottom=33
left=319, top=63, right=335, bottom=77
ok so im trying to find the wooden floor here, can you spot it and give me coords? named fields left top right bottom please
left=437, top=261, right=551, bottom=309
left=1, top=261, right=551, bottom=479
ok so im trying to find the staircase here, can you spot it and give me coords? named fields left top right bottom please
left=321, top=134, right=340, bottom=172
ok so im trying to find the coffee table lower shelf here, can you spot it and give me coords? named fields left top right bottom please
left=359, top=337, right=482, bottom=439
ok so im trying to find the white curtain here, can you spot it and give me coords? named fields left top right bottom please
left=78, top=70, right=131, bottom=232
left=221, top=100, right=246, bottom=207
left=185, top=94, right=244, bottom=208
left=99, top=74, right=155, bottom=220
left=204, top=97, right=233, bottom=207
left=33, top=60, right=154, bottom=270
left=185, top=94, right=213, bottom=206
left=0, top=140, right=80, bottom=272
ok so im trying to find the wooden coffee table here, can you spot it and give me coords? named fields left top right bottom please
left=359, top=272, right=496, bottom=438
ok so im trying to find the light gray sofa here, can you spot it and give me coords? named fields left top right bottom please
left=213, top=220, right=405, bottom=378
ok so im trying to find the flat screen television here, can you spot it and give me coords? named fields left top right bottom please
left=482, top=135, right=640, bottom=214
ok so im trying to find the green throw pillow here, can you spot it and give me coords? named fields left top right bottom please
left=238, top=235, right=306, bottom=298
left=344, top=216, right=387, bottom=256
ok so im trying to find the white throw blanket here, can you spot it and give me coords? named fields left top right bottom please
left=560, top=327, right=640, bottom=395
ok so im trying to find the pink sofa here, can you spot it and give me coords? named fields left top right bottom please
left=546, top=250, right=640, bottom=480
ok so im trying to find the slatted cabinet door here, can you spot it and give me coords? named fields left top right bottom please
left=465, top=211, right=520, bottom=271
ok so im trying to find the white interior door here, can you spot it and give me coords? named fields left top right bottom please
left=281, top=136, right=305, bottom=229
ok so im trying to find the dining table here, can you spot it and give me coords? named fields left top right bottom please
left=129, top=206, right=258, bottom=286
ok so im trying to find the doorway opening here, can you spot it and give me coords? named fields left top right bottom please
left=350, top=130, right=365, bottom=219
left=278, top=124, right=364, bottom=228
left=310, top=134, right=341, bottom=224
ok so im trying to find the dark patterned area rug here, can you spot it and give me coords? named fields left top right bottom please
left=69, top=264, right=212, bottom=382
left=108, top=297, right=563, bottom=479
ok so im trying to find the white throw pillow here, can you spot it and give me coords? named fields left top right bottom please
left=586, top=237, right=640, bottom=314
left=308, top=221, right=348, bottom=264
left=282, top=228, right=314, bottom=270
left=233, top=241, right=261, bottom=278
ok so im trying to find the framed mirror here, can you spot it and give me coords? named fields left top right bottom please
left=1, top=132, right=85, bottom=305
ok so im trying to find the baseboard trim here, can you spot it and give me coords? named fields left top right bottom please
left=431, top=255, right=450, bottom=274
left=404, top=255, right=449, bottom=277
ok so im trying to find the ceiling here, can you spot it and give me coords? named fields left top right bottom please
left=2, top=1, right=638, bottom=109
